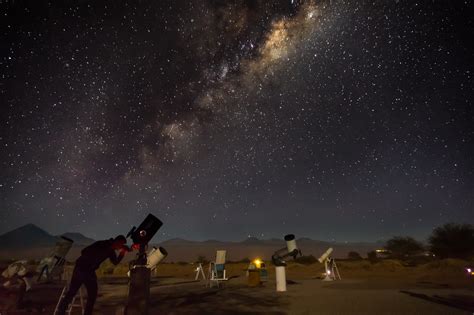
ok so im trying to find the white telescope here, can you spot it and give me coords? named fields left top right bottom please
left=272, top=234, right=302, bottom=292
left=285, top=234, right=298, bottom=253
left=37, top=236, right=74, bottom=282
left=317, top=247, right=341, bottom=281
left=146, top=246, right=168, bottom=270
left=318, top=247, right=333, bottom=263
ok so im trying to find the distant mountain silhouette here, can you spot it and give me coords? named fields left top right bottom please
left=0, top=224, right=96, bottom=249
left=60, top=232, right=95, bottom=246
left=242, top=236, right=261, bottom=243
left=0, top=224, right=59, bottom=248
left=160, top=238, right=197, bottom=245
left=0, top=225, right=380, bottom=261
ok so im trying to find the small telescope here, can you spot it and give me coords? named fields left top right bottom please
left=318, top=247, right=333, bottom=264
left=146, top=246, right=168, bottom=270
left=318, top=247, right=341, bottom=281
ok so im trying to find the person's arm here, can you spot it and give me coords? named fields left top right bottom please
left=109, top=247, right=127, bottom=265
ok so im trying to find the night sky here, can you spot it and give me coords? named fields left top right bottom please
left=1, top=0, right=472, bottom=242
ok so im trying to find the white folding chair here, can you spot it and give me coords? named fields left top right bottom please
left=208, top=250, right=228, bottom=288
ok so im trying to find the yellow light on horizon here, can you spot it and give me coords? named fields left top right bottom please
left=253, top=258, right=263, bottom=269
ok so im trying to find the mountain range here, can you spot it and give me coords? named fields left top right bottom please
left=0, top=223, right=95, bottom=249
left=0, top=224, right=383, bottom=261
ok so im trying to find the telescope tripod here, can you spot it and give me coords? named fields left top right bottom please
left=323, top=258, right=341, bottom=281
left=125, top=244, right=151, bottom=315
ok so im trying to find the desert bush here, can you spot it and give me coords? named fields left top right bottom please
left=429, top=223, right=474, bottom=259
left=294, top=255, right=317, bottom=265
left=376, top=259, right=404, bottom=272
left=420, top=258, right=469, bottom=274
left=367, top=251, right=378, bottom=264
left=97, top=260, right=115, bottom=275
left=384, top=236, right=424, bottom=259
left=113, top=263, right=129, bottom=276
left=347, top=251, right=362, bottom=260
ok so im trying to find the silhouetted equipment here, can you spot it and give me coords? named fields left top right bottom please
left=128, top=214, right=163, bottom=247
left=125, top=213, right=163, bottom=315
left=37, top=236, right=74, bottom=282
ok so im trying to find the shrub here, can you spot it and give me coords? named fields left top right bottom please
left=97, top=260, right=114, bottom=275
left=429, top=223, right=474, bottom=259
left=294, top=255, right=317, bottom=265
left=385, top=236, right=424, bottom=259
left=196, top=255, right=209, bottom=265
left=347, top=251, right=362, bottom=260
left=367, top=251, right=378, bottom=264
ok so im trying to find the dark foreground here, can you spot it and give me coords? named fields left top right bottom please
left=1, top=275, right=474, bottom=315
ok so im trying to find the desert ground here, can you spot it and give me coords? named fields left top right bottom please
left=1, top=259, right=474, bottom=314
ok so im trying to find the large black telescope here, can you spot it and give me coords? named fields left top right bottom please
left=124, top=213, right=163, bottom=315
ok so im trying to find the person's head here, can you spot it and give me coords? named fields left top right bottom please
left=111, top=235, right=127, bottom=250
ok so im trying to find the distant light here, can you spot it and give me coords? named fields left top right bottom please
left=253, top=258, right=263, bottom=269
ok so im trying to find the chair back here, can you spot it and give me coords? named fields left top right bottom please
left=215, top=250, right=226, bottom=265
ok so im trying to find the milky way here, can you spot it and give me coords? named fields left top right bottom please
left=1, top=0, right=472, bottom=242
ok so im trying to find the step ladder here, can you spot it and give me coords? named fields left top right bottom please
left=53, top=268, right=85, bottom=315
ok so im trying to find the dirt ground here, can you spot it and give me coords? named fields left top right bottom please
left=1, top=260, right=473, bottom=314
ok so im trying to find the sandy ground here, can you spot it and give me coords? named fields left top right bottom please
left=1, top=261, right=474, bottom=314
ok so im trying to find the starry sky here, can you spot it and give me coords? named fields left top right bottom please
left=1, top=0, right=472, bottom=242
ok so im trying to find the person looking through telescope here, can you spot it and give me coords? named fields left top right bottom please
left=57, top=235, right=131, bottom=315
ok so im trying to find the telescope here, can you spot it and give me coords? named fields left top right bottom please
left=317, top=247, right=341, bottom=281
left=271, top=234, right=302, bottom=266
left=146, top=246, right=168, bottom=270
left=127, top=213, right=163, bottom=265
left=318, top=247, right=333, bottom=264
left=125, top=213, right=163, bottom=315
left=271, top=234, right=302, bottom=292
left=37, top=236, right=74, bottom=282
